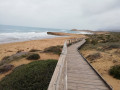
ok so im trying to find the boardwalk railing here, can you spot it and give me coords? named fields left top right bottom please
left=48, top=38, right=113, bottom=90
left=67, top=38, right=83, bottom=46
left=77, top=40, right=113, bottom=90
left=48, top=38, right=82, bottom=90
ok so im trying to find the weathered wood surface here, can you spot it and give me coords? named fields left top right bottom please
left=67, top=39, right=111, bottom=90
left=48, top=38, right=112, bottom=90
left=48, top=41, right=67, bottom=90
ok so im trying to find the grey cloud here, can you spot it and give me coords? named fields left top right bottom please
left=0, top=0, right=120, bottom=30
left=80, top=0, right=120, bottom=16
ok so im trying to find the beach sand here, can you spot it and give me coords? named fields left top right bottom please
left=0, top=32, right=119, bottom=90
left=0, top=33, right=85, bottom=80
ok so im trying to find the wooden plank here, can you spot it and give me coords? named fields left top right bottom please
left=68, top=82, right=109, bottom=90
left=66, top=39, right=111, bottom=90
left=48, top=38, right=112, bottom=90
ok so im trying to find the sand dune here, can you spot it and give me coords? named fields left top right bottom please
left=0, top=34, right=85, bottom=80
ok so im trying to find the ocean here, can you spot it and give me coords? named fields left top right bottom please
left=0, top=25, right=91, bottom=44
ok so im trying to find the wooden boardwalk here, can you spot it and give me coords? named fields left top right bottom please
left=48, top=39, right=112, bottom=90
left=66, top=39, right=111, bottom=90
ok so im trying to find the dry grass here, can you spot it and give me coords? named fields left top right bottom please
left=80, top=32, right=120, bottom=90
left=81, top=49, right=120, bottom=90
left=44, top=45, right=63, bottom=55
left=86, top=53, right=102, bottom=63
left=0, top=64, right=14, bottom=74
left=26, top=54, right=40, bottom=60
left=109, top=65, right=120, bottom=79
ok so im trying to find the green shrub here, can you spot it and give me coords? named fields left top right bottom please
left=0, top=52, right=30, bottom=66
left=1, top=56, right=10, bottom=61
left=86, top=38, right=91, bottom=44
left=0, top=64, right=14, bottom=74
left=86, top=32, right=120, bottom=44
left=16, top=50, right=24, bottom=53
left=86, top=53, right=101, bottom=61
left=44, top=45, right=63, bottom=55
left=109, top=65, right=120, bottom=79
left=0, top=60, right=57, bottom=90
left=27, top=54, right=40, bottom=60
left=29, top=49, right=41, bottom=52
left=91, top=39, right=98, bottom=45
left=108, top=45, right=120, bottom=49
left=101, top=44, right=120, bottom=51
left=81, top=32, right=120, bottom=51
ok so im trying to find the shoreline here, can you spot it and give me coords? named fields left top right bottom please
left=0, top=37, right=67, bottom=79
left=0, top=31, right=87, bottom=44
left=0, top=36, right=63, bottom=45
left=0, top=33, right=85, bottom=80
left=0, top=36, right=68, bottom=46
left=0, top=32, right=119, bottom=90
left=0, top=33, right=64, bottom=45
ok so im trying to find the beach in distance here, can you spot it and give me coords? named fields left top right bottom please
left=0, top=0, right=120, bottom=89
left=0, top=25, right=86, bottom=80
left=0, top=25, right=120, bottom=90
left=0, top=25, right=91, bottom=44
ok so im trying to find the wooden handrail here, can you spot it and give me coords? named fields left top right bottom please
left=48, top=38, right=113, bottom=90
left=48, top=40, right=67, bottom=90
left=48, top=38, right=82, bottom=90
left=77, top=39, right=113, bottom=90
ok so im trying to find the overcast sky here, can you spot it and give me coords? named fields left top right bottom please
left=0, top=0, right=120, bottom=30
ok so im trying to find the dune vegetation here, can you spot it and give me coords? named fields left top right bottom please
left=109, top=65, right=120, bottom=79
left=44, top=45, right=63, bottom=55
left=80, top=32, right=120, bottom=90
left=0, top=60, right=57, bottom=90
